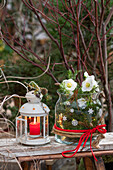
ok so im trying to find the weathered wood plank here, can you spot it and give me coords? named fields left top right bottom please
left=94, top=157, right=106, bottom=170
left=17, top=150, right=113, bottom=162
left=83, top=157, right=94, bottom=170
left=0, top=133, right=113, bottom=159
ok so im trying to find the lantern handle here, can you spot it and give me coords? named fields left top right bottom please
left=26, top=81, right=41, bottom=92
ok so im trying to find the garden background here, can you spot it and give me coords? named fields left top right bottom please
left=0, top=0, right=113, bottom=168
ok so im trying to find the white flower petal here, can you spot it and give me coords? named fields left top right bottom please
left=64, top=101, right=70, bottom=105
left=95, top=87, right=100, bottom=92
left=98, top=109, right=102, bottom=117
left=84, top=72, right=89, bottom=78
left=70, top=108, right=74, bottom=113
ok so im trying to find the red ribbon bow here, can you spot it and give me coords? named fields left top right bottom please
left=54, top=124, right=107, bottom=161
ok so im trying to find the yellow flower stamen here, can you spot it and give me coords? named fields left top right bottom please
left=67, top=82, right=72, bottom=88
left=86, top=82, right=90, bottom=88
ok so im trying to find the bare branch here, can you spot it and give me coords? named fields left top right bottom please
left=105, top=5, right=113, bottom=27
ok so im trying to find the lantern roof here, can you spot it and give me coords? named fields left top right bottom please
left=19, top=91, right=50, bottom=116
left=19, top=102, right=50, bottom=115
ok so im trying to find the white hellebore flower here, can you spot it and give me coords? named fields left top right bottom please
left=63, top=116, right=67, bottom=121
left=88, top=108, right=94, bottom=114
left=72, top=119, right=78, bottom=126
left=63, top=79, right=77, bottom=92
left=82, top=75, right=98, bottom=92
left=77, top=98, right=87, bottom=108
left=84, top=71, right=89, bottom=78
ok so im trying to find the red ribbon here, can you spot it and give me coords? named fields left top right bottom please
left=54, top=124, right=107, bottom=161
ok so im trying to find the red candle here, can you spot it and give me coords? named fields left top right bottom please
left=29, top=122, right=40, bottom=135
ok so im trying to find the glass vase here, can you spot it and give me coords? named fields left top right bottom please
left=55, top=91, right=102, bottom=144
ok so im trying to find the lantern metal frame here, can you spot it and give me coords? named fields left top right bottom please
left=16, top=91, right=50, bottom=145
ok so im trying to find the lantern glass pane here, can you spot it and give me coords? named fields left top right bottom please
left=27, top=116, right=33, bottom=134
left=17, top=116, right=21, bottom=138
left=16, top=116, right=26, bottom=141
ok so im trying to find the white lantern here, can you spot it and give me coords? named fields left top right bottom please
left=16, top=90, right=50, bottom=145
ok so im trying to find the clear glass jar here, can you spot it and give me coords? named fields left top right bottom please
left=55, top=91, right=102, bottom=144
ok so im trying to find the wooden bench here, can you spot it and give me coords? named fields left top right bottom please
left=0, top=133, right=113, bottom=170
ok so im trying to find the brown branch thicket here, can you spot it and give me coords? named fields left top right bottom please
left=0, top=0, right=113, bottom=130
